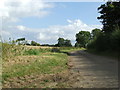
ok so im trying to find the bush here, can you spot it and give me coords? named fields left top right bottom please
left=110, top=29, right=120, bottom=52
left=87, top=29, right=120, bottom=53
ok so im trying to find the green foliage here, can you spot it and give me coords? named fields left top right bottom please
left=76, top=31, right=91, bottom=48
left=110, top=29, right=120, bottom=51
left=24, top=48, right=51, bottom=55
left=64, top=39, right=72, bottom=47
left=91, top=28, right=101, bottom=39
left=24, top=49, right=40, bottom=55
left=57, top=38, right=72, bottom=47
left=31, top=41, right=40, bottom=46
left=75, top=42, right=81, bottom=47
left=88, top=2, right=120, bottom=53
left=15, top=37, right=28, bottom=45
left=98, top=2, right=120, bottom=33
left=16, top=38, right=25, bottom=42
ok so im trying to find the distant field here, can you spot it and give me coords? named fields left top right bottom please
left=25, top=46, right=55, bottom=49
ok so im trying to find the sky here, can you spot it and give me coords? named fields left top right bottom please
left=0, top=0, right=104, bottom=45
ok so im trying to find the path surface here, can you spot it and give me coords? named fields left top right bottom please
left=68, top=50, right=119, bottom=88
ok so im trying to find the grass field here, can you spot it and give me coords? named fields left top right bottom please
left=2, top=44, right=82, bottom=88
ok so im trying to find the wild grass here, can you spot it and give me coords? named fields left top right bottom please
left=3, top=52, right=67, bottom=81
left=23, top=48, right=51, bottom=55
left=2, top=43, right=82, bottom=85
left=2, top=43, right=26, bottom=61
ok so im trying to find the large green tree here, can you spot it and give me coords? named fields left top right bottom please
left=98, top=2, right=120, bottom=33
left=31, top=41, right=40, bottom=46
left=88, top=2, right=120, bottom=52
left=57, top=38, right=65, bottom=47
left=64, top=39, right=72, bottom=47
left=57, top=38, right=72, bottom=47
left=76, top=31, right=91, bottom=48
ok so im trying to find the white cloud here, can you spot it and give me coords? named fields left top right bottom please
left=1, top=30, right=10, bottom=36
left=16, top=25, right=27, bottom=31
left=0, top=0, right=54, bottom=24
left=0, top=0, right=54, bottom=42
left=1, top=18, right=102, bottom=44
left=35, top=19, right=102, bottom=44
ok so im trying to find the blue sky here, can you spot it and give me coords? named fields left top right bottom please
left=16, top=2, right=103, bottom=28
left=1, top=1, right=104, bottom=45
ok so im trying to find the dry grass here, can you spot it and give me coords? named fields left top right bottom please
left=25, top=46, right=57, bottom=49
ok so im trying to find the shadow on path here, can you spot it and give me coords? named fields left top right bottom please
left=68, top=50, right=119, bottom=88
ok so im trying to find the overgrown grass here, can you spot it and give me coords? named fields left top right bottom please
left=3, top=52, right=67, bottom=81
left=2, top=43, right=26, bottom=60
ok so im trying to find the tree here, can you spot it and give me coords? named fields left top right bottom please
left=98, top=2, right=120, bottom=33
left=57, top=38, right=65, bottom=47
left=88, top=2, right=120, bottom=52
left=76, top=31, right=91, bottom=48
left=31, top=41, right=40, bottom=46
left=16, top=38, right=26, bottom=45
left=75, top=42, right=80, bottom=47
left=64, top=39, right=72, bottom=47
left=57, top=38, right=72, bottom=47
left=16, top=38, right=25, bottom=42
left=91, top=28, right=101, bottom=39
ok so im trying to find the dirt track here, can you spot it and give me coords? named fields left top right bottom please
left=68, top=50, right=119, bottom=88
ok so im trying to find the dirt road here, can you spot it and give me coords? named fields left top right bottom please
left=68, top=50, right=119, bottom=88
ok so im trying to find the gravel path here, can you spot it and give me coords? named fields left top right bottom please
left=68, top=50, right=119, bottom=88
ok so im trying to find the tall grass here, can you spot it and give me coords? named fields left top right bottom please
left=2, top=43, right=26, bottom=61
